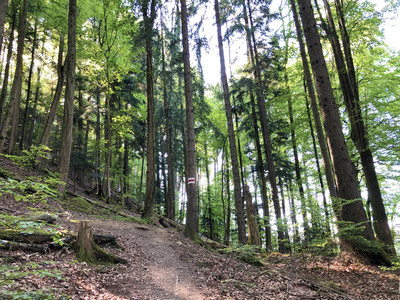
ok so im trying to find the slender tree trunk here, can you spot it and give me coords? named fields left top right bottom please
left=250, top=91, right=271, bottom=250
left=224, top=145, right=231, bottom=246
left=286, top=74, right=310, bottom=242
left=123, top=137, right=129, bottom=203
left=246, top=0, right=287, bottom=253
left=0, top=0, right=16, bottom=130
left=161, top=25, right=175, bottom=219
left=287, top=179, right=300, bottom=245
left=38, top=35, right=65, bottom=150
left=304, top=82, right=331, bottom=233
left=205, top=143, right=213, bottom=239
left=296, top=0, right=389, bottom=264
left=215, top=0, right=246, bottom=244
left=58, top=0, right=76, bottom=198
left=181, top=0, right=198, bottom=237
left=0, top=0, right=29, bottom=153
left=20, top=20, right=38, bottom=150
left=141, top=0, right=157, bottom=220
left=95, top=86, right=101, bottom=195
left=139, top=148, right=145, bottom=205
left=27, top=37, right=45, bottom=148
left=101, top=76, right=112, bottom=203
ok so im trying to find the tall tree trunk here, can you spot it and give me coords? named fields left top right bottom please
left=246, top=0, right=287, bottom=253
left=205, top=143, right=213, bottom=239
left=38, top=35, right=65, bottom=150
left=141, top=0, right=157, bottom=220
left=58, top=0, right=76, bottom=198
left=95, top=86, right=101, bottom=195
left=280, top=7, right=310, bottom=242
left=0, top=0, right=16, bottom=129
left=181, top=0, right=198, bottom=238
left=160, top=25, right=175, bottom=219
left=123, top=136, right=129, bottom=204
left=214, top=0, right=246, bottom=244
left=20, top=20, right=38, bottom=150
left=27, top=37, right=45, bottom=148
left=322, top=0, right=395, bottom=255
left=296, top=0, right=389, bottom=265
left=223, top=144, right=231, bottom=246
left=287, top=179, right=300, bottom=245
left=0, top=0, right=28, bottom=154
left=101, top=77, right=112, bottom=203
left=289, top=0, right=339, bottom=218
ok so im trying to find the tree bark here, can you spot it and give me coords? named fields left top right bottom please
left=141, top=0, right=157, bottom=221
left=58, top=0, right=76, bottom=198
left=0, top=0, right=29, bottom=153
left=214, top=0, right=246, bottom=244
left=181, top=0, right=199, bottom=238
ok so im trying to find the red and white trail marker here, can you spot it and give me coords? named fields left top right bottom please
left=188, top=178, right=196, bottom=184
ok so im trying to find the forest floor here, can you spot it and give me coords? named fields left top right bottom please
left=0, top=155, right=400, bottom=299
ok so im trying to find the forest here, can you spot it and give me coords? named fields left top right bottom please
left=0, top=0, right=399, bottom=268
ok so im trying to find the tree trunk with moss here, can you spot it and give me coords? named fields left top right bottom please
left=74, top=221, right=125, bottom=264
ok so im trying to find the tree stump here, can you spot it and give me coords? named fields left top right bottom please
left=73, top=220, right=125, bottom=264
left=75, top=221, right=95, bottom=262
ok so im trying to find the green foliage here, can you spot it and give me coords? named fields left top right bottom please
left=380, top=261, right=400, bottom=271
left=1, top=145, right=51, bottom=169
left=0, top=178, right=58, bottom=203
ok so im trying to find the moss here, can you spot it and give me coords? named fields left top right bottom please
left=183, top=225, right=201, bottom=244
left=71, top=240, right=126, bottom=265
left=65, top=196, right=92, bottom=213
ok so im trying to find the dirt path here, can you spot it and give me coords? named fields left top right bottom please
left=63, top=218, right=213, bottom=300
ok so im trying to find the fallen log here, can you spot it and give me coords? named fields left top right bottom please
left=0, top=229, right=117, bottom=248
left=159, top=216, right=183, bottom=230
left=0, top=239, right=47, bottom=253
left=200, top=236, right=227, bottom=250
left=31, top=214, right=57, bottom=224
left=93, top=234, right=117, bottom=245
left=0, top=229, right=53, bottom=244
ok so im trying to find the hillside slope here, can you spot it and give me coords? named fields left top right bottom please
left=0, top=155, right=399, bottom=299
